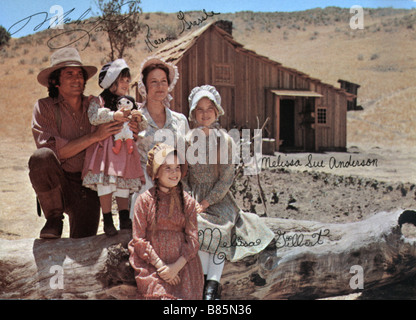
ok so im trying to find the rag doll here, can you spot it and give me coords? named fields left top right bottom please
left=113, top=95, right=143, bottom=154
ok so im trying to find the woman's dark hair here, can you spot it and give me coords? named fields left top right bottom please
left=142, top=63, right=170, bottom=91
left=47, top=67, right=88, bottom=98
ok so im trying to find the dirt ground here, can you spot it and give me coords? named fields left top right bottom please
left=1, top=137, right=415, bottom=299
left=2, top=138, right=415, bottom=239
left=233, top=145, right=416, bottom=223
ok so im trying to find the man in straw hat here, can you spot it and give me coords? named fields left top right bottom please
left=28, top=47, right=125, bottom=239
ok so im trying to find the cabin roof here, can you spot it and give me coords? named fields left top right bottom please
left=134, top=22, right=354, bottom=98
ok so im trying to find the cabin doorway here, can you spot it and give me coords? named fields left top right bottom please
left=271, top=90, right=322, bottom=152
left=279, top=99, right=295, bottom=149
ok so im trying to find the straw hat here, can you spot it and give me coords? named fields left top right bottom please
left=37, top=47, right=97, bottom=87
left=146, top=143, right=187, bottom=181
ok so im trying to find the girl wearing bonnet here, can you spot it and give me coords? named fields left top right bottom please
left=82, top=59, right=147, bottom=236
left=184, top=85, right=275, bottom=300
left=128, top=143, right=204, bottom=300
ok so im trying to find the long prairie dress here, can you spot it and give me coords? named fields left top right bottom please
left=82, top=96, right=146, bottom=193
left=185, top=129, right=275, bottom=263
left=128, top=187, right=204, bottom=300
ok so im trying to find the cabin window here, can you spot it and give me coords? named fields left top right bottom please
left=317, top=108, right=327, bottom=124
left=212, top=64, right=234, bottom=85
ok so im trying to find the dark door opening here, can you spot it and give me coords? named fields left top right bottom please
left=279, top=99, right=295, bottom=148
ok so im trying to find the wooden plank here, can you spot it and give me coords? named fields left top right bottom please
left=181, top=54, right=190, bottom=116
left=250, top=57, right=258, bottom=129
left=204, top=32, right=210, bottom=85
left=341, top=95, right=347, bottom=147
left=329, top=89, right=335, bottom=147
left=255, top=59, right=263, bottom=127
left=240, top=53, right=250, bottom=127
left=176, top=62, right=185, bottom=115
left=197, top=35, right=205, bottom=85
left=275, top=96, right=280, bottom=151
left=271, top=90, right=323, bottom=98
left=190, top=47, right=197, bottom=89
left=264, top=90, right=273, bottom=138
left=333, top=92, right=340, bottom=146
left=314, top=97, right=320, bottom=151
left=294, top=97, right=302, bottom=147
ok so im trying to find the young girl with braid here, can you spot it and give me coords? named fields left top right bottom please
left=128, top=143, right=204, bottom=300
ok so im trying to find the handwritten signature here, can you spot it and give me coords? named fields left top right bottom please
left=8, top=7, right=78, bottom=36
left=177, top=9, right=221, bottom=35
left=144, top=24, right=176, bottom=53
left=8, top=5, right=220, bottom=52
left=198, top=227, right=261, bottom=265
left=144, top=9, right=221, bottom=52
left=7, top=1, right=138, bottom=51
left=275, top=229, right=330, bottom=249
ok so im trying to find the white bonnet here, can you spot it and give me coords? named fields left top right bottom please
left=188, top=85, right=225, bottom=121
left=99, top=59, right=129, bottom=89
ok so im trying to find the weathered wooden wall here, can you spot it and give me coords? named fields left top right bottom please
left=152, top=24, right=350, bottom=152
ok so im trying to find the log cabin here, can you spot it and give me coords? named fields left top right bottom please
left=133, top=21, right=356, bottom=153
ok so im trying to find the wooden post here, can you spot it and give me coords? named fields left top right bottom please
left=274, top=96, right=280, bottom=151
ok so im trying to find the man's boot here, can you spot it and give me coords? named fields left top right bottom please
left=40, top=215, right=64, bottom=239
left=37, top=186, right=65, bottom=239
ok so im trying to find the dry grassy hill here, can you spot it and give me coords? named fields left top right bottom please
left=0, top=7, right=415, bottom=149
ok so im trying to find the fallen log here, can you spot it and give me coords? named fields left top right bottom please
left=222, top=209, right=416, bottom=299
left=0, top=209, right=415, bottom=299
left=0, top=230, right=134, bottom=299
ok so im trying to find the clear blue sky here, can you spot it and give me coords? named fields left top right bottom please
left=2, top=0, right=415, bottom=38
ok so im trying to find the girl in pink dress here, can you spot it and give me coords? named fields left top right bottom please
left=82, top=59, right=146, bottom=236
left=128, top=143, right=204, bottom=300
